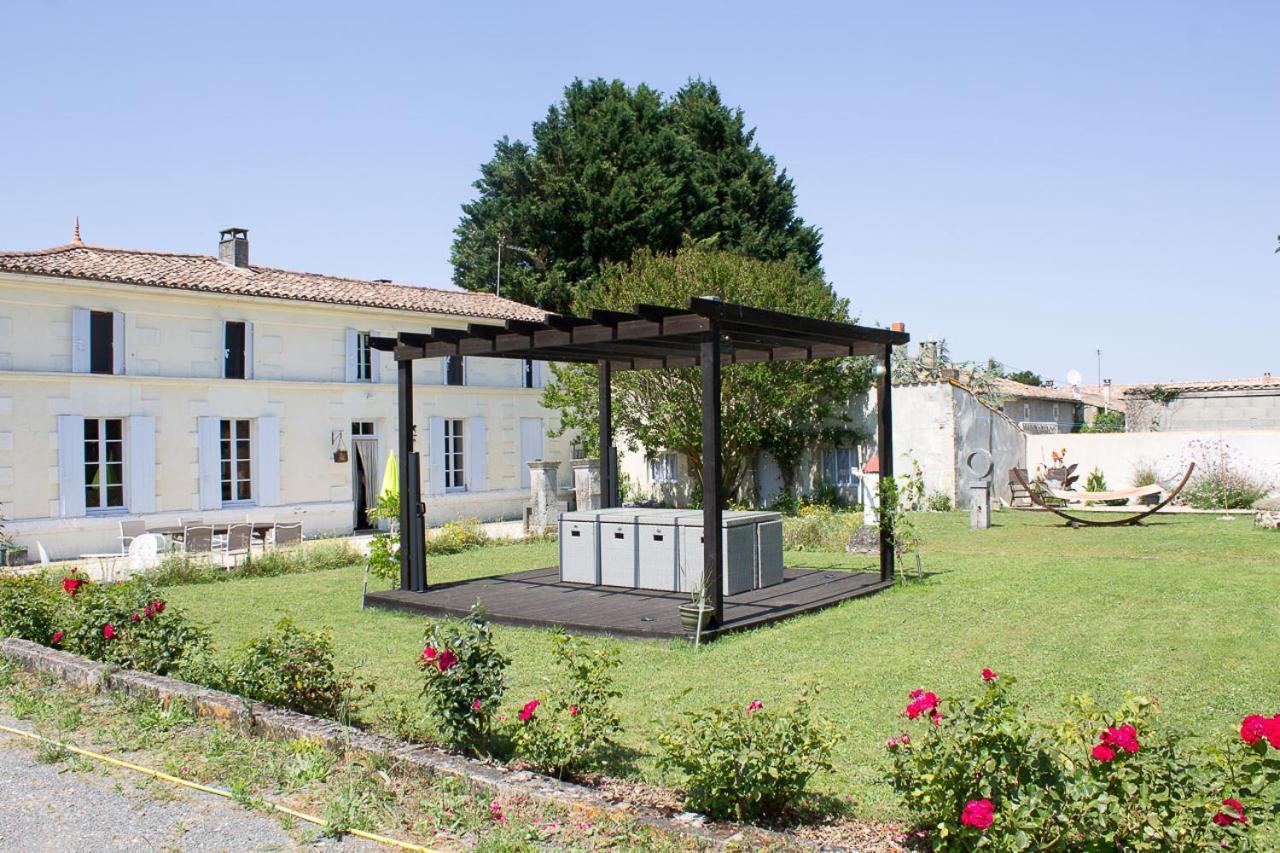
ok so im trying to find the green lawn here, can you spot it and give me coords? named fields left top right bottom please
left=164, top=512, right=1280, bottom=817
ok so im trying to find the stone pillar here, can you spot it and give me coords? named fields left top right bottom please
left=527, top=460, right=562, bottom=534
left=571, top=458, right=601, bottom=511
left=970, top=484, right=991, bottom=529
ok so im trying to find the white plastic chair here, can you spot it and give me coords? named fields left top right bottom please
left=119, top=519, right=147, bottom=554
left=127, top=533, right=162, bottom=575
left=36, top=542, right=51, bottom=566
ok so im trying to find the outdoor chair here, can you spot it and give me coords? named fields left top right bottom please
left=223, top=523, right=254, bottom=567
left=268, top=522, right=303, bottom=549
left=127, top=533, right=162, bottom=575
left=183, top=525, right=214, bottom=556
left=36, top=541, right=51, bottom=566
left=118, top=519, right=147, bottom=554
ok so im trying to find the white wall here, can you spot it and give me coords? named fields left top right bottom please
left=1025, top=430, right=1280, bottom=496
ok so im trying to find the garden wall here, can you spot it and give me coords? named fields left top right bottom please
left=1025, top=430, right=1280, bottom=497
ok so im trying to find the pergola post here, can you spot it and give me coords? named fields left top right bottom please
left=700, top=327, right=725, bottom=624
left=598, top=360, right=618, bottom=508
left=397, top=357, right=426, bottom=592
left=876, top=342, right=895, bottom=583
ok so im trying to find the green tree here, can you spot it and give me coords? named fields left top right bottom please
left=450, top=78, right=823, bottom=312
left=540, top=248, right=871, bottom=503
left=1007, top=369, right=1043, bottom=387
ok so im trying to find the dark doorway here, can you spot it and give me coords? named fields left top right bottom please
left=224, top=321, right=246, bottom=379
left=352, top=422, right=378, bottom=531
left=89, top=311, right=114, bottom=374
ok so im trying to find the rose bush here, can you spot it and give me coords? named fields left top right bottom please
left=511, top=629, right=622, bottom=778
left=219, top=617, right=364, bottom=718
left=417, top=605, right=509, bottom=755
left=887, top=670, right=1280, bottom=850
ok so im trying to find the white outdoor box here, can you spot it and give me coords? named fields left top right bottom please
left=598, top=510, right=643, bottom=587
left=558, top=509, right=605, bottom=584
left=635, top=509, right=696, bottom=591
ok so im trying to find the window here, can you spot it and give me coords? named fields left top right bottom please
left=1022, top=403, right=1031, bottom=421
left=1052, top=403, right=1061, bottom=421
left=220, top=419, right=253, bottom=503
left=445, top=355, right=464, bottom=386
left=351, top=421, right=375, bottom=437
left=89, top=310, right=114, bottom=374
left=522, top=358, right=535, bottom=389
left=648, top=451, right=679, bottom=484
left=821, top=446, right=859, bottom=487
left=444, top=419, right=465, bottom=491
left=84, top=418, right=125, bottom=511
left=224, top=321, right=247, bottom=379
left=356, top=332, right=373, bottom=382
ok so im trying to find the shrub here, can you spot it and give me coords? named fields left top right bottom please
left=782, top=505, right=862, bottom=552
left=418, top=605, right=509, bottom=755
left=425, top=518, right=490, bottom=556
left=657, top=687, right=841, bottom=821
left=149, top=541, right=359, bottom=586
left=1084, top=468, right=1128, bottom=506
left=887, top=670, right=1280, bottom=850
left=511, top=630, right=622, bottom=778
left=221, top=617, right=362, bottom=718
left=0, top=572, right=62, bottom=644
left=1183, top=471, right=1271, bottom=510
left=926, top=491, right=953, bottom=512
left=810, top=482, right=845, bottom=509
left=1131, top=459, right=1161, bottom=488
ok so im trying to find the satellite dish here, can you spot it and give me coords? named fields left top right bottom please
left=1066, top=369, right=1083, bottom=386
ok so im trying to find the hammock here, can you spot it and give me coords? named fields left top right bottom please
left=1012, top=464, right=1196, bottom=528
left=1044, top=482, right=1164, bottom=504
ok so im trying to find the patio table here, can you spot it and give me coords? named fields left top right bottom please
left=79, top=552, right=124, bottom=582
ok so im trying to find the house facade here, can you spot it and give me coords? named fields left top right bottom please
left=993, top=377, right=1116, bottom=434
left=0, top=229, right=574, bottom=559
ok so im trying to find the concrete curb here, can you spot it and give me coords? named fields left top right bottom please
left=0, top=638, right=802, bottom=850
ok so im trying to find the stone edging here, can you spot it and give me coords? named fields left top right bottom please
left=0, top=638, right=803, bottom=850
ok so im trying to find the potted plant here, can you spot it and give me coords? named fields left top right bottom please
left=0, top=509, right=26, bottom=567
left=678, top=575, right=715, bottom=633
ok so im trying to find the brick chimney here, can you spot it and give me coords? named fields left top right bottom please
left=219, top=228, right=249, bottom=267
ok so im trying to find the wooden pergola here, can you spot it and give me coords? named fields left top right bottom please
left=375, top=297, right=909, bottom=626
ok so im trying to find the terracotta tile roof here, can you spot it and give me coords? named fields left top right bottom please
left=0, top=242, right=547, bottom=324
left=1123, top=376, right=1279, bottom=394
left=991, top=377, right=1117, bottom=411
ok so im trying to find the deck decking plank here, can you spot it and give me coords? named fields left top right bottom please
left=365, top=567, right=890, bottom=641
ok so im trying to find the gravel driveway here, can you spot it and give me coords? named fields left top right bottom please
left=0, top=720, right=378, bottom=852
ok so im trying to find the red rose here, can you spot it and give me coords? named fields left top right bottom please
left=1240, top=714, right=1267, bottom=745
left=518, top=699, right=540, bottom=722
left=102, top=624, right=116, bottom=640
left=130, top=612, right=141, bottom=623
left=436, top=650, right=458, bottom=672
left=51, top=630, right=64, bottom=646
left=1100, top=724, right=1140, bottom=754
left=746, top=699, right=763, bottom=713
left=1265, top=716, right=1280, bottom=750
left=419, top=646, right=437, bottom=662
left=904, top=691, right=939, bottom=720
left=62, top=577, right=86, bottom=596
left=1091, top=743, right=1116, bottom=763
left=960, top=799, right=994, bottom=830
left=569, top=705, right=581, bottom=716
left=472, top=699, right=482, bottom=713
left=1212, top=798, right=1247, bottom=826
left=981, top=668, right=998, bottom=681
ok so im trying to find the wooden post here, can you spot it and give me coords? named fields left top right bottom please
left=397, top=357, right=414, bottom=590
left=700, top=327, right=724, bottom=623
left=876, top=343, right=895, bottom=583
left=598, top=360, right=617, bottom=508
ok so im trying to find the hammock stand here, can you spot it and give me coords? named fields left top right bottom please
left=1011, top=463, right=1196, bottom=528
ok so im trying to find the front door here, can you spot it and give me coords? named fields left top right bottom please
left=352, top=436, right=379, bottom=530
left=519, top=418, right=544, bottom=489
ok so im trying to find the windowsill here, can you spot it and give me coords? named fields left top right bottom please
left=444, top=487, right=468, bottom=494
left=221, top=500, right=257, bottom=509
left=86, top=508, right=128, bottom=517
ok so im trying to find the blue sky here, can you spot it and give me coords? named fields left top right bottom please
left=2, top=2, right=1275, bottom=383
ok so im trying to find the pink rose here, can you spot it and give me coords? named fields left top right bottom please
left=960, top=799, right=994, bottom=830
left=981, top=668, right=998, bottom=681
left=436, top=650, right=459, bottom=672
left=518, top=699, right=540, bottom=722
left=1092, top=743, right=1116, bottom=763
left=746, top=699, right=763, bottom=714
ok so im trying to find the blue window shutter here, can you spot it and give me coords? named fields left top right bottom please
left=197, top=417, right=222, bottom=510
left=71, top=308, right=90, bottom=373
left=127, top=415, right=156, bottom=514
left=256, top=416, right=281, bottom=506
left=344, top=328, right=358, bottom=382
left=428, top=415, right=445, bottom=496
left=57, top=415, right=86, bottom=517
left=469, top=416, right=486, bottom=492
left=112, top=311, right=126, bottom=375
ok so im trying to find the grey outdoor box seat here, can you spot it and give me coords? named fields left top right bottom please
left=635, top=509, right=699, bottom=591
left=558, top=509, right=607, bottom=584
left=598, top=509, right=647, bottom=587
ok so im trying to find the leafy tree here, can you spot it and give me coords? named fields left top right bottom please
left=1007, top=369, right=1044, bottom=387
left=451, top=78, right=823, bottom=312
left=540, top=248, right=871, bottom=503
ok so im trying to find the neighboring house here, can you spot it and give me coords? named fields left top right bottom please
left=993, top=377, right=1118, bottom=434
left=1122, top=376, right=1280, bottom=431
left=0, top=228, right=573, bottom=559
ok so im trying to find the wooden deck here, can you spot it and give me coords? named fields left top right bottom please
left=364, top=567, right=892, bottom=641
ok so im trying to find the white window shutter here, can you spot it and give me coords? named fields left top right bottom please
left=71, top=308, right=90, bottom=373
left=57, top=415, right=86, bottom=517
left=197, top=416, right=222, bottom=510
left=532, top=361, right=543, bottom=389
left=344, top=328, right=358, bottom=382
left=440, top=358, right=448, bottom=385
left=428, top=415, right=445, bottom=496
left=256, top=416, right=281, bottom=506
left=127, top=415, right=156, bottom=514
left=369, top=330, right=381, bottom=384
left=245, top=321, right=254, bottom=380
left=469, top=416, right=486, bottom=492
left=112, top=311, right=125, bottom=375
